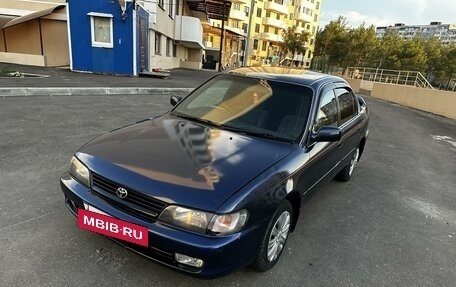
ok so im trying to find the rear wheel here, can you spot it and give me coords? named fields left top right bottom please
left=251, top=200, right=292, bottom=272
left=336, top=147, right=360, bottom=182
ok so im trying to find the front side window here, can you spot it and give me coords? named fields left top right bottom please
left=314, top=89, right=338, bottom=132
left=335, top=88, right=357, bottom=125
left=90, top=15, right=113, bottom=48
left=172, top=75, right=313, bottom=141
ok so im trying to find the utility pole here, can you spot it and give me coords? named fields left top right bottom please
left=243, top=0, right=255, bottom=67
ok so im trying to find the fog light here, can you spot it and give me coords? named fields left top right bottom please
left=175, top=253, right=204, bottom=268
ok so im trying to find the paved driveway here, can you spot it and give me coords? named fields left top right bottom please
left=1, top=94, right=455, bottom=286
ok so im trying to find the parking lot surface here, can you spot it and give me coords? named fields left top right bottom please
left=1, top=94, right=455, bottom=286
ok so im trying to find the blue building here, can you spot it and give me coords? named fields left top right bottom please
left=68, top=0, right=149, bottom=76
left=67, top=0, right=233, bottom=75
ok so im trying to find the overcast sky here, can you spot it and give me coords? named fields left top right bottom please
left=320, top=0, right=456, bottom=28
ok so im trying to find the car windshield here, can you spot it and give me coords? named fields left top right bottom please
left=172, top=74, right=313, bottom=142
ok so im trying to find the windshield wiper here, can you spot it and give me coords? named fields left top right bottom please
left=171, top=111, right=220, bottom=127
left=220, top=125, right=291, bottom=142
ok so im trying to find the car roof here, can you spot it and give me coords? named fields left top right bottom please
left=228, top=67, right=347, bottom=88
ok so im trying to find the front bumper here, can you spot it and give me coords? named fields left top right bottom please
left=60, top=173, right=267, bottom=278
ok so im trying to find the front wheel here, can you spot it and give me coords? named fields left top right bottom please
left=251, top=200, right=292, bottom=272
left=336, top=147, right=360, bottom=182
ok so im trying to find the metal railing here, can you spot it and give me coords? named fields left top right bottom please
left=346, top=67, right=434, bottom=89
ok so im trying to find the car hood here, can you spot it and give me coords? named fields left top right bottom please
left=76, top=114, right=292, bottom=211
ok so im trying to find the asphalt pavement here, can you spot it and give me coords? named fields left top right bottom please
left=0, top=91, right=455, bottom=286
left=0, top=63, right=216, bottom=97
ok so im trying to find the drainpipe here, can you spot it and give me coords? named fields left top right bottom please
left=218, top=0, right=226, bottom=72
left=243, top=0, right=255, bottom=67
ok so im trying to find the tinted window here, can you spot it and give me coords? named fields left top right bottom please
left=173, top=75, right=313, bottom=142
left=314, top=89, right=338, bottom=131
left=336, top=88, right=357, bottom=125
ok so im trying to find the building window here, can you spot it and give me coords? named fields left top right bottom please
left=169, top=0, right=174, bottom=18
left=316, top=1, right=320, bottom=9
left=89, top=14, right=113, bottom=48
left=307, top=24, right=310, bottom=29
left=262, top=41, right=267, bottom=51
left=233, top=3, right=240, bottom=10
left=276, top=14, right=280, bottom=20
left=155, top=33, right=161, bottom=54
left=264, top=26, right=269, bottom=33
left=173, top=43, right=177, bottom=57
left=158, top=0, right=165, bottom=9
left=312, top=26, right=316, bottom=33
left=290, top=13, right=293, bottom=20
left=266, top=11, right=271, bottom=17
left=253, top=39, right=258, bottom=50
left=314, top=14, right=318, bottom=22
left=275, top=28, right=279, bottom=34
left=255, top=23, right=260, bottom=33
left=244, top=6, right=250, bottom=16
left=166, top=37, right=171, bottom=56
left=256, top=8, right=262, bottom=18
left=242, top=23, right=248, bottom=33
left=232, top=21, right=239, bottom=28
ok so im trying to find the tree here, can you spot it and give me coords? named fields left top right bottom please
left=398, top=37, right=428, bottom=71
left=340, top=23, right=377, bottom=73
left=281, top=25, right=310, bottom=66
left=423, top=37, right=443, bottom=78
left=369, top=29, right=403, bottom=70
left=440, top=44, right=456, bottom=89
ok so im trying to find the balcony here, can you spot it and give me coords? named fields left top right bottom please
left=264, top=1, right=289, bottom=15
left=295, top=12, right=313, bottom=23
left=231, top=0, right=248, bottom=4
left=295, top=26, right=305, bottom=34
left=226, top=26, right=246, bottom=36
left=262, top=17, right=286, bottom=29
left=230, top=9, right=246, bottom=21
left=259, top=32, right=283, bottom=43
left=175, top=16, right=204, bottom=49
left=295, top=0, right=315, bottom=10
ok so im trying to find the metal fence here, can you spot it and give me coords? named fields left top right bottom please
left=346, top=67, right=434, bottom=89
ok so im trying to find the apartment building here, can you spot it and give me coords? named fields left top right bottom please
left=204, top=0, right=323, bottom=68
left=376, top=22, right=456, bottom=44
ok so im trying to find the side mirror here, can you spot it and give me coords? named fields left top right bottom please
left=170, top=96, right=182, bottom=106
left=311, top=126, right=341, bottom=142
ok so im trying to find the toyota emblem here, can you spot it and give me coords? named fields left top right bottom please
left=116, top=187, right=128, bottom=199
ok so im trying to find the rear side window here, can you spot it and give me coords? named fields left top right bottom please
left=314, top=89, right=338, bottom=132
left=335, top=88, right=357, bottom=125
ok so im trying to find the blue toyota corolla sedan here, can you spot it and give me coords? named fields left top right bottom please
left=60, top=67, right=369, bottom=278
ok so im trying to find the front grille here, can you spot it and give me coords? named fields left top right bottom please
left=91, top=173, right=168, bottom=221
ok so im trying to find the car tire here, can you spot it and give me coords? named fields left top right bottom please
left=336, top=147, right=360, bottom=182
left=251, top=200, right=292, bottom=272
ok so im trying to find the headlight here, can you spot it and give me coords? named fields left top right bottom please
left=69, top=156, right=90, bottom=187
left=208, top=210, right=248, bottom=234
left=159, top=206, right=212, bottom=233
left=159, top=205, right=248, bottom=235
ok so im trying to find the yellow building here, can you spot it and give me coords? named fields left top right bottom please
left=203, top=0, right=323, bottom=68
